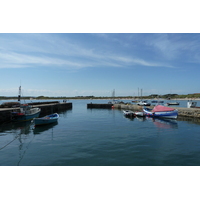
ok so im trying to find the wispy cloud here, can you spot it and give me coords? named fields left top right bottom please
left=0, top=33, right=176, bottom=70
left=145, top=33, right=200, bottom=62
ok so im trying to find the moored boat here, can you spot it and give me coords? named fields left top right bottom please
left=33, top=113, right=59, bottom=126
left=11, top=104, right=41, bottom=122
left=167, top=102, right=180, bottom=106
left=143, top=105, right=178, bottom=119
left=123, top=110, right=135, bottom=117
left=137, top=100, right=151, bottom=106
left=11, top=85, right=41, bottom=122
left=187, top=100, right=200, bottom=108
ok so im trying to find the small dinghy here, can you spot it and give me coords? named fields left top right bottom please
left=123, top=110, right=135, bottom=117
left=33, top=113, right=59, bottom=126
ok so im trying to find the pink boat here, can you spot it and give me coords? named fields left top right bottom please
left=143, top=105, right=178, bottom=119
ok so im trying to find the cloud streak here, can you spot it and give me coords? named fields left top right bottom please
left=0, top=34, right=178, bottom=70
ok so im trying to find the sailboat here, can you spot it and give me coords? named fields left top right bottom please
left=11, top=86, right=41, bottom=122
left=137, top=88, right=151, bottom=106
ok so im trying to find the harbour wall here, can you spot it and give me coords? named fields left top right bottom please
left=87, top=103, right=113, bottom=109
left=0, top=102, right=72, bottom=123
left=113, top=104, right=200, bottom=118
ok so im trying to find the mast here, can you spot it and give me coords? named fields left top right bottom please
left=18, top=85, right=21, bottom=102
left=112, top=89, right=115, bottom=99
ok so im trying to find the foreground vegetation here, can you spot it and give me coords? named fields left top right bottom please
left=1, top=93, right=200, bottom=100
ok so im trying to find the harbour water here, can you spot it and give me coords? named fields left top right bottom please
left=1, top=99, right=200, bottom=166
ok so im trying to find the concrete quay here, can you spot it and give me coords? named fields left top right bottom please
left=113, top=104, right=200, bottom=118
left=0, top=102, right=72, bottom=123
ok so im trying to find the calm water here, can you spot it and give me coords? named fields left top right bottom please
left=1, top=99, right=200, bottom=166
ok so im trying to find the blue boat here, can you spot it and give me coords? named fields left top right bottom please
left=143, top=105, right=178, bottom=119
left=11, top=104, right=41, bottom=122
left=33, top=113, right=59, bottom=126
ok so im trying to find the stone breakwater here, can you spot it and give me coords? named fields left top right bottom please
left=0, top=102, right=72, bottom=123
left=114, top=104, right=200, bottom=118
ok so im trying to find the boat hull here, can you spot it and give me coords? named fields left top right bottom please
left=34, top=113, right=59, bottom=126
left=167, top=102, right=179, bottom=106
left=123, top=110, right=135, bottom=117
left=143, top=108, right=178, bottom=119
left=12, top=110, right=41, bottom=122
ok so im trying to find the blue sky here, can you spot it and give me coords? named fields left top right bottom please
left=1, top=33, right=200, bottom=97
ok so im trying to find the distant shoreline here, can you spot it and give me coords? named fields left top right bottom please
left=1, top=98, right=200, bottom=101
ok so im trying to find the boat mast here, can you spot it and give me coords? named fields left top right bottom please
left=18, top=85, right=21, bottom=102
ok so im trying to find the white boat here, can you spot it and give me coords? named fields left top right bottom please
left=143, top=105, right=178, bottom=119
left=33, top=113, right=59, bottom=126
left=137, top=100, right=151, bottom=106
left=167, top=102, right=179, bottom=106
left=187, top=100, right=200, bottom=108
left=123, top=110, right=135, bottom=117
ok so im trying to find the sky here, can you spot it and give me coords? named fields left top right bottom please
left=0, top=33, right=200, bottom=97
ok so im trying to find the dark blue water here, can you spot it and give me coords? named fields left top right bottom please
left=1, top=100, right=200, bottom=166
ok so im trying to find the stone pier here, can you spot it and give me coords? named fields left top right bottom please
left=113, top=104, right=200, bottom=118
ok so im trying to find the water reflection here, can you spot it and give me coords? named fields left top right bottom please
left=177, top=116, right=200, bottom=125
left=0, top=120, right=58, bottom=165
left=136, top=116, right=146, bottom=122
left=0, top=121, right=33, bottom=134
left=151, top=118, right=178, bottom=129
left=33, top=122, right=58, bottom=134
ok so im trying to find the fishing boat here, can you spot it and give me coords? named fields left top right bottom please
left=123, top=110, right=135, bottom=117
left=143, top=105, right=178, bottom=119
left=11, top=85, right=41, bottom=122
left=11, top=104, right=41, bottom=121
left=33, top=113, right=59, bottom=126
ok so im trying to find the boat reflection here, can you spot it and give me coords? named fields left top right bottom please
left=136, top=116, right=146, bottom=122
left=33, top=122, right=58, bottom=134
left=151, top=118, right=178, bottom=129
left=0, top=121, right=33, bottom=134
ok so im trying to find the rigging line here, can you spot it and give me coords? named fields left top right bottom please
left=17, top=133, right=35, bottom=166
left=0, top=134, right=20, bottom=150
